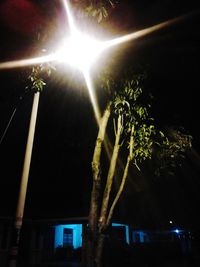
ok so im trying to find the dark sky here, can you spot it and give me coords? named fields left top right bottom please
left=0, top=0, right=200, bottom=229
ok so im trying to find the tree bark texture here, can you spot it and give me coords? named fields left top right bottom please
left=99, top=115, right=123, bottom=228
left=84, top=103, right=111, bottom=267
left=106, top=125, right=134, bottom=225
left=95, top=115, right=123, bottom=267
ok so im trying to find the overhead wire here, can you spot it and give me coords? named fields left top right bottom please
left=0, top=94, right=25, bottom=145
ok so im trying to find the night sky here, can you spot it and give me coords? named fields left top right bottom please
left=0, top=0, right=200, bottom=230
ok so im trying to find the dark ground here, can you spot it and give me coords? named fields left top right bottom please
left=20, top=246, right=200, bottom=267
left=30, top=258, right=200, bottom=267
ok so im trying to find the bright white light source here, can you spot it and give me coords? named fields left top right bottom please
left=174, top=229, right=180, bottom=234
left=55, top=30, right=105, bottom=72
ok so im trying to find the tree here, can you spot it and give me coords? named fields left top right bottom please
left=84, top=73, right=192, bottom=267
left=27, top=65, right=192, bottom=267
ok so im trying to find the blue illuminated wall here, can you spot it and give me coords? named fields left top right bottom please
left=54, top=223, right=130, bottom=249
left=54, top=224, right=82, bottom=249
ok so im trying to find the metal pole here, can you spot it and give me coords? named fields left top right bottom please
left=8, top=91, right=40, bottom=267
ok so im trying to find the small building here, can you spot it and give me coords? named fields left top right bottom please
left=54, top=221, right=130, bottom=250
left=0, top=216, right=193, bottom=266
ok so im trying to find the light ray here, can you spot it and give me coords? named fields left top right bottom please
left=83, top=70, right=101, bottom=123
left=0, top=54, right=55, bottom=70
left=104, top=14, right=188, bottom=49
left=61, top=0, right=76, bottom=33
left=60, top=0, right=103, bottom=124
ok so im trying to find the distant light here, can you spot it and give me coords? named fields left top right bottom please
left=174, top=229, right=180, bottom=234
left=169, top=220, right=173, bottom=224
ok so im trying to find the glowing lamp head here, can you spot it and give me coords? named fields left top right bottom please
left=55, top=31, right=104, bottom=72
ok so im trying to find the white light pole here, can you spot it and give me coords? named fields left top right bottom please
left=8, top=91, right=40, bottom=267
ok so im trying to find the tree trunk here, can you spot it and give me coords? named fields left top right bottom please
left=95, top=124, right=134, bottom=267
left=99, top=115, right=123, bottom=227
left=83, top=103, right=111, bottom=267
left=95, top=233, right=106, bottom=267
left=106, top=125, right=134, bottom=225
left=94, top=115, right=123, bottom=267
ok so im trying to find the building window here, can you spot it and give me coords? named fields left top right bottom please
left=63, top=228, right=73, bottom=247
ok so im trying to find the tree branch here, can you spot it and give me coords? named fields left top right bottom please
left=89, top=101, right=111, bottom=235
left=106, top=125, right=134, bottom=226
left=106, top=157, right=130, bottom=226
left=99, top=114, right=123, bottom=228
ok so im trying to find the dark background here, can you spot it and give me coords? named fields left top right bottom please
left=0, top=0, right=200, bottom=230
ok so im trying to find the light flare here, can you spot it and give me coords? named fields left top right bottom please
left=104, top=15, right=186, bottom=48
left=61, top=0, right=76, bottom=33
left=0, top=12, right=190, bottom=71
left=55, top=32, right=105, bottom=72
left=83, top=70, right=101, bottom=123
left=0, top=0, right=193, bottom=124
left=0, top=54, right=55, bottom=70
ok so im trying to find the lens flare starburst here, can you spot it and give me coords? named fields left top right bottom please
left=0, top=0, right=192, bottom=122
left=55, top=32, right=104, bottom=72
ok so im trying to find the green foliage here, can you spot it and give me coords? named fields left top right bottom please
left=85, top=2, right=108, bottom=23
left=27, top=63, right=55, bottom=93
left=112, top=76, right=156, bottom=168
left=75, top=0, right=118, bottom=23
left=28, top=66, right=46, bottom=92
left=154, top=128, right=192, bottom=176
left=109, top=74, right=192, bottom=173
